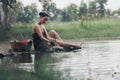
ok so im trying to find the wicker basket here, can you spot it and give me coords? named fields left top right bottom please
left=10, top=40, right=32, bottom=52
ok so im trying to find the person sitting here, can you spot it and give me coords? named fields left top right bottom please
left=32, top=12, right=81, bottom=52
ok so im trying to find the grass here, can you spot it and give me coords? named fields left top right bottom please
left=45, top=18, right=120, bottom=39
left=10, top=23, right=32, bottom=40
left=7, top=18, right=120, bottom=41
left=0, top=28, right=10, bottom=41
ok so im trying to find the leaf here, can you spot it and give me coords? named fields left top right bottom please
left=39, top=0, right=42, bottom=2
left=11, top=0, right=16, bottom=3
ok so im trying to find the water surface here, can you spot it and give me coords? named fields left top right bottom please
left=53, top=40, right=120, bottom=80
left=11, top=39, right=120, bottom=80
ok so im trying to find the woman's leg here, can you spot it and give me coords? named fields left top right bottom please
left=48, top=30, right=81, bottom=49
left=48, top=30, right=63, bottom=41
left=56, top=40, right=81, bottom=49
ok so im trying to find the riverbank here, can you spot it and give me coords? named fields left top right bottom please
left=0, top=36, right=120, bottom=55
left=0, top=41, right=11, bottom=55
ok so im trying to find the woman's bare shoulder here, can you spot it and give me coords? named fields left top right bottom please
left=33, top=23, right=40, bottom=29
left=33, top=23, right=38, bottom=27
left=32, top=23, right=39, bottom=33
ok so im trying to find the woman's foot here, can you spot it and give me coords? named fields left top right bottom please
left=74, top=46, right=81, bottom=49
left=73, top=45, right=81, bottom=49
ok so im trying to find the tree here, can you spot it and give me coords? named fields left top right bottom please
left=39, top=0, right=52, bottom=13
left=7, top=1, right=38, bottom=24
left=8, top=1, right=23, bottom=24
left=79, top=0, right=88, bottom=26
left=0, top=0, right=16, bottom=30
left=88, top=1, right=97, bottom=17
left=17, top=3, right=38, bottom=23
left=61, top=3, right=79, bottom=22
left=61, top=10, right=71, bottom=22
left=105, top=9, right=112, bottom=17
left=47, top=2, right=61, bottom=20
left=111, top=10, right=118, bottom=17
left=96, top=0, right=108, bottom=17
left=117, top=8, right=120, bottom=15
left=79, top=0, right=87, bottom=17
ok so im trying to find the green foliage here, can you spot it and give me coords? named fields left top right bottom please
left=8, top=1, right=24, bottom=24
left=0, top=53, right=63, bottom=80
left=10, top=23, right=32, bottom=40
left=117, top=8, right=120, bottom=15
left=1, top=19, right=120, bottom=41
left=0, top=0, right=38, bottom=31
left=88, top=1, right=96, bottom=17
left=105, top=9, right=112, bottom=17
left=17, top=3, right=38, bottom=23
left=45, top=19, right=120, bottom=39
left=79, top=0, right=87, bottom=16
left=1, top=0, right=120, bottom=41
left=39, top=0, right=52, bottom=12
left=96, top=0, right=108, bottom=4
left=0, top=0, right=16, bottom=4
left=45, top=22, right=81, bottom=39
left=46, top=2, right=62, bottom=21
left=8, top=1, right=38, bottom=24
left=0, top=64, right=39, bottom=80
left=0, top=28, right=10, bottom=41
left=61, top=3, right=79, bottom=22
left=37, top=0, right=119, bottom=21
left=34, top=53, right=63, bottom=80
left=96, top=0, right=108, bottom=17
left=0, top=0, right=17, bottom=30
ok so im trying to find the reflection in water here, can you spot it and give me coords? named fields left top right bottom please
left=11, top=40, right=120, bottom=80
left=55, top=40, right=120, bottom=80
left=13, top=54, right=35, bottom=72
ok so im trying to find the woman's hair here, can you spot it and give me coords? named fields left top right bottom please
left=39, top=12, right=49, bottom=17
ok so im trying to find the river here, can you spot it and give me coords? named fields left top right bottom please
left=53, top=40, right=120, bottom=80
left=6, top=39, right=120, bottom=80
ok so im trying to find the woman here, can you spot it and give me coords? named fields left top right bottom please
left=32, top=12, right=81, bottom=52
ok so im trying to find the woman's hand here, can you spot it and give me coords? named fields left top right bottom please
left=50, top=39, right=56, bottom=46
left=46, top=39, right=56, bottom=47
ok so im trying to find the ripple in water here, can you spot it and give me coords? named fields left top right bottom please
left=55, top=40, right=120, bottom=80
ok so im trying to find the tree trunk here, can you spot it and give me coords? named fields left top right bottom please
left=0, top=2, right=4, bottom=28
left=2, top=3, right=9, bottom=30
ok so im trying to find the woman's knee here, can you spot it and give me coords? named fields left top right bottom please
left=50, top=29, right=56, bottom=33
left=49, top=29, right=56, bottom=35
left=48, top=30, right=55, bottom=37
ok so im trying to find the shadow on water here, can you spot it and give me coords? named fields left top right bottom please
left=34, top=52, right=64, bottom=80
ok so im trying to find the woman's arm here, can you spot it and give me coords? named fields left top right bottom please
left=44, top=27, right=55, bottom=41
left=43, top=28, right=57, bottom=46
left=35, top=25, right=50, bottom=42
